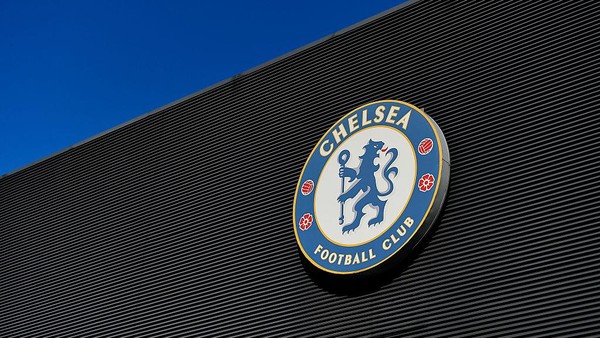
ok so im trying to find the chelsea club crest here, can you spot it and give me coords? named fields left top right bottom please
left=293, top=100, right=450, bottom=275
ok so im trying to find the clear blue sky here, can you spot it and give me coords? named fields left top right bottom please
left=0, top=0, right=406, bottom=175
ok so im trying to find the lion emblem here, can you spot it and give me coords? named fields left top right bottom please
left=337, top=139, right=398, bottom=233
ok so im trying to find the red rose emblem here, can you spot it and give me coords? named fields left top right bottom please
left=299, top=213, right=313, bottom=231
left=418, top=173, right=435, bottom=192
left=301, top=180, right=314, bottom=195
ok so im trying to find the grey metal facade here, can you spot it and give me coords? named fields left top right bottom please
left=1, top=1, right=599, bottom=336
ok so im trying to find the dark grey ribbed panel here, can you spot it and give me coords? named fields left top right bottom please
left=1, top=1, right=599, bottom=336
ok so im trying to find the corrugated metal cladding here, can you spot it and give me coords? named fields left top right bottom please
left=1, top=0, right=600, bottom=336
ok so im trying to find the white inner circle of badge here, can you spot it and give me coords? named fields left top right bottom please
left=293, top=100, right=450, bottom=275
left=314, top=126, right=417, bottom=246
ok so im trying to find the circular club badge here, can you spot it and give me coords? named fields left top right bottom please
left=293, top=100, right=450, bottom=275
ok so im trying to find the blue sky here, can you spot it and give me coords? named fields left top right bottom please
left=0, top=0, right=406, bottom=175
